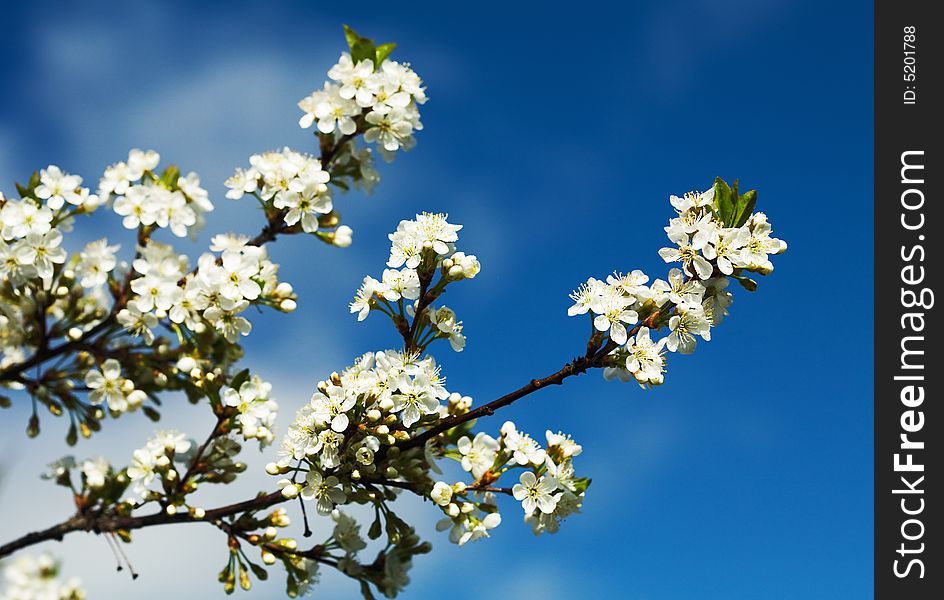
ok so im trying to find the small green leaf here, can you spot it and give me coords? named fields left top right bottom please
left=0, top=394, right=11, bottom=408
left=343, top=25, right=377, bottom=65
left=229, top=368, right=251, bottom=391
left=15, top=182, right=30, bottom=198
left=160, top=165, right=181, bottom=189
left=572, top=477, right=592, bottom=495
left=351, top=39, right=377, bottom=65
left=732, top=189, right=757, bottom=227
left=343, top=25, right=361, bottom=51
left=712, top=177, right=736, bottom=227
left=375, top=43, right=397, bottom=64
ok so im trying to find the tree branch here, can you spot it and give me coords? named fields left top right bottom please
left=0, top=491, right=286, bottom=559
left=399, top=335, right=627, bottom=453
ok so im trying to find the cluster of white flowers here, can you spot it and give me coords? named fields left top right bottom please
left=658, top=189, right=786, bottom=279
left=225, top=148, right=334, bottom=235
left=433, top=489, right=502, bottom=547
left=431, top=422, right=585, bottom=544
left=570, top=184, right=787, bottom=386
left=0, top=554, right=85, bottom=600
left=84, top=358, right=147, bottom=415
left=80, top=457, right=110, bottom=489
left=387, top=213, right=465, bottom=271
left=350, top=213, right=479, bottom=352
left=126, top=430, right=193, bottom=503
left=222, top=375, right=279, bottom=446
left=102, top=149, right=212, bottom=238
left=117, top=234, right=293, bottom=344
left=275, top=349, right=449, bottom=487
left=75, top=238, right=120, bottom=289
left=0, top=174, right=92, bottom=286
left=0, top=178, right=108, bottom=371
left=298, top=52, right=426, bottom=156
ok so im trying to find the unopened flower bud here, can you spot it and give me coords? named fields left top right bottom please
left=280, top=299, right=297, bottom=312
left=280, top=538, right=297, bottom=550
left=280, top=482, right=300, bottom=499
left=177, top=356, right=197, bottom=373
left=333, top=225, right=353, bottom=248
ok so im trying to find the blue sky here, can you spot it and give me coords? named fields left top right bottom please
left=0, top=1, right=873, bottom=598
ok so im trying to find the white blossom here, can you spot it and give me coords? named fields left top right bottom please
left=512, top=471, right=559, bottom=515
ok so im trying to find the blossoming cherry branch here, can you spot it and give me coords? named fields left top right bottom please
left=0, top=25, right=785, bottom=600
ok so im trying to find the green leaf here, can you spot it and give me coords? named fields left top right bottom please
left=229, top=368, right=251, bottom=391
left=712, top=177, right=736, bottom=226
left=15, top=172, right=41, bottom=198
left=160, top=165, right=181, bottom=189
left=351, top=39, right=377, bottom=65
left=343, top=24, right=362, bottom=51
left=572, top=477, right=592, bottom=495
left=732, top=189, right=757, bottom=227
left=343, top=25, right=377, bottom=65
left=0, top=394, right=10, bottom=408
left=375, top=43, right=397, bottom=64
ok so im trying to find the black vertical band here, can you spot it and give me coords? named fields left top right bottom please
left=875, top=1, right=940, bottom=596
